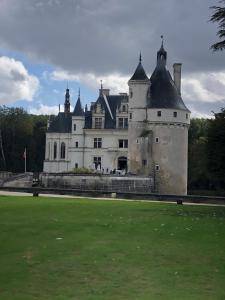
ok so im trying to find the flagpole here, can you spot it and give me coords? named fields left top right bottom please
left=24, top=148, right=27, bottom=173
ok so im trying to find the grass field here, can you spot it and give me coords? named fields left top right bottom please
left=0, top=196, right=225, bottom=300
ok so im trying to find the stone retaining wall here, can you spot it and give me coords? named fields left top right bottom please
left=40, top=173, right=154, bottom=193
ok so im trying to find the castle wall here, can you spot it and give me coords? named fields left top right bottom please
left=44, top=129, right=128, bottom=173
left=129, top=81, right=150, bottom=108
left=83, top=129, right=128, bottom=172
left=41, top=173, right=154, bottom=193
left=150, top=123, right=188, bottom=195
left=44, top=132, right=71, bottom=173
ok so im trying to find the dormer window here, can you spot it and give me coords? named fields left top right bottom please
left=95, top=117, right=102, bottom=129
left=96, top=103, right=102, bottom=113
left=122, top=105, right=126, bottom=112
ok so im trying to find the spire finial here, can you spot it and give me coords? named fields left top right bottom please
left=139, top=51, right=142, bottom=63
left=100, top=80, right=103, bottom=90
left=78, top=87, right=80, bottom=98
left=160, top=35, right=164, bottom=47
left=67, top=81, right=68, bottom=89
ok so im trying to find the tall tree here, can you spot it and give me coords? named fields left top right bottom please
left=207, top=108, right=225, bottom=189
left=188, top=118, right=210, bottom=190
left=0, top=106, right=48, bottom=172
left=210, top=0, right=225, bottom=51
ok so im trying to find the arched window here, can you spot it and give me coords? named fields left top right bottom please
left=47, top=142, right=50, bottom=159
left=60, top=142, right=66, bottom=159
left=53, top=142, right=57, bottom=159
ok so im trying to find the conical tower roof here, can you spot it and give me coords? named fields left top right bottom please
left=73, top=90, right=84, bottom=116
left=129, top=53, right=149, bottom=81
left=147, top=42, right=189, bottom=111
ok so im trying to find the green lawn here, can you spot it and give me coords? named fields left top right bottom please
left=0, top=196, right=225, bottom=300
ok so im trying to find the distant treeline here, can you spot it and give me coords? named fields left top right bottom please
left=0, top=106, right=48, bottom=173
left=188, top=109, right=225, bottom=192
left=0, top=106, right=225, bottom=192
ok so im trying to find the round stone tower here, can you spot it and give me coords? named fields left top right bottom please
left=128, top=43, right=190, bottom=195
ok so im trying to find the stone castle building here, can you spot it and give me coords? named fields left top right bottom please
left=43, top=42, right=190, bottom=195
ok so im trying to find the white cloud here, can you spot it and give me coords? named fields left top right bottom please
left=49, top=68, right=225, bottom=117
left=51, top=70, right=129, bottom=94
left=0, top=56, right=39, bottom=104
left=182, top=72, right=225, bottom=103
left=189, top=107, right=214, bottom=119
left=29, top=103, right=74, bottom=115
left=29, top=104, right=59, bottom=115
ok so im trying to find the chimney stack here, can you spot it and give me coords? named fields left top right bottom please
left=173, top=63, right=182, bottom=95
left=99, top=88, right=110, bottom=96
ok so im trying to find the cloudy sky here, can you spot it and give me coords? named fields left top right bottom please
left=0, top=0, right=224, bottom=117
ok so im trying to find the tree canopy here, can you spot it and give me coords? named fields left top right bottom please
left=0, top=106, right=48, bottom=172
left=210, top=0, right=225, bottom=51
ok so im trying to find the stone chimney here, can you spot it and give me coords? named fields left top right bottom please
left=99, top=88, right=110, bottom=96
left=173, top=63, right=182, bottom=95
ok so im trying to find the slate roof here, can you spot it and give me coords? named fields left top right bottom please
left=73, top=97, right=84, bottom=116
left=129, top=54, right=149, bottom=81
left=147, top=44, right=189, bottom=111
left=47, top=92, right=128, bottom=133
left=47, top=112, right=72, bottom=133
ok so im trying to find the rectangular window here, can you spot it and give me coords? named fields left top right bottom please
left=93, top=156, right=101, bottom=169
left=119, top=140, right=123, bottom=148
left=124, top=118, right=128, bottom=128
left=186, top=113, right=188, bottom=119
left=95, top=118, right=102, bottom=129
left=118, top=139, right=128, bottom=148
left=118, top=118, right=123, bottom=128
left=74, top=124, right=76, bottom=131
left=155, top=137, right=159, bottom=143
left=130, top=113, right=132, bottom=120
left=155, top=164, right=160, bottom=171
left=142, top=159, right=147, bottom=166
left=157, top=111, right=161, bottom=117
left=118, top=118, right=128, bottom=128
left=75, top=142, right=78, bottom=148
left=75, top=163, right=78, bottom=168
left=173, top=111, right=177, bottom=117
left=94, top=138, right=102, bottom=148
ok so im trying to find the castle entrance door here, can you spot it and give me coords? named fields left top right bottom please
left=117, top=156, right=127, bottom=171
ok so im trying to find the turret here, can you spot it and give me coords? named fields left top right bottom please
left=128, top=53, right=150, bottom=109
left=64, top=88, right=70, bottom=113
left=71, top=89, right=85, bottom=169
left=128, top=54, right=150, bottom=175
